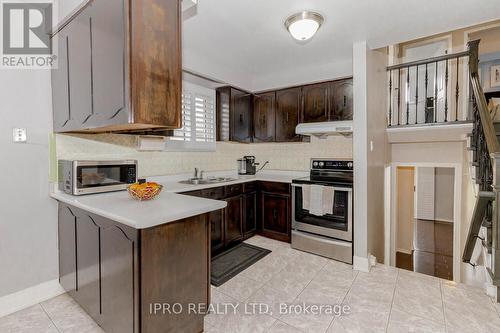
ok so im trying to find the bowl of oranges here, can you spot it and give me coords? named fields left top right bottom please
left=127, top=180, right=163, bottom=201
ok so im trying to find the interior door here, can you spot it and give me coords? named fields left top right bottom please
left=275, top=87, right=302, bottom=142
left=416, top=167, right=435, bottom=220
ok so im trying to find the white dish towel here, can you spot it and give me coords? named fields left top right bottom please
left=302, top=185, right=335, bottom=216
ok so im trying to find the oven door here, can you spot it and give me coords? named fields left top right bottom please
left=292, top=184, right=352, bottom=241
left=74, top=161, right=137, bottom=195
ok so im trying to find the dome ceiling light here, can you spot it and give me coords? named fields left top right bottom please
left=285, top=11, right=324, bottom=42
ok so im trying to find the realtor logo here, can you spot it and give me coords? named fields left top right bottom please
left=1, top=0, right=56, bottom=69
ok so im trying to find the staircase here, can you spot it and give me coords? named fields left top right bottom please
left=463, top=40, right=500, bottom=301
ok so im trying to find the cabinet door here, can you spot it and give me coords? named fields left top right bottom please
left=76, top=214, right=101, bottom=319
left=101, top=225, right=135, bottom=333
left=224, top=195, right=243, bottom=246
left=253, top=92, right=276, bottom=142
left=243, top=192, right=257, bottom=238
left=216, top=87, right=231, bottom=141
left=261, top=193, right=290, bottom=242
left=209, top=209, right=224, bottom=256
left=303, top=82, right=330, bottom=123
left=52, top=12, right=93, bottom=132
left=330, top=79, right=353, bottom=121
left=58, top=205, right=77, bottom=293
left=87, top=0, right=128, bottom=127
left=231, top=89, right=253, bottom=143
left=275, top=87, right=302, bottom=142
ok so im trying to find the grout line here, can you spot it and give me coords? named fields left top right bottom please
left=39, top=302, right=62, bottom=333
left=440, top=281, right=450, bottom=333
left=384, top=268, right=399, bottom=333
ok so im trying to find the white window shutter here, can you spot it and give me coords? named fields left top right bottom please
left=167, top=82, right=216, bottom=151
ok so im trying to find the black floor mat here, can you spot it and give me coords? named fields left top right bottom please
left=211, top=243, right=271, bottom=287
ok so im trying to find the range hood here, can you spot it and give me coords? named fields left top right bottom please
left=295, top=120, right=353, bottom=138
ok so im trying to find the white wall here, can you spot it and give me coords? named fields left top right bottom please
left=396, top=167, right=415, bottom=253
left=353, top=42, right=388, bottom=269
left=0, top=0, right=84, bottom=300
left=0, top=70, right=58, bottom=297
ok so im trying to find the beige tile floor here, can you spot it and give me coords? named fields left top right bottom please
left=2, top=235, right=500, bottom=333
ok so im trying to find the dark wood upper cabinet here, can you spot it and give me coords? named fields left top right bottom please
left=52, top=0, right=182, bottom=133
left=302, top=82, right=330, bottom=123
left=216, top=87, right=253, bottom=143
left=232, top=90, right=253, bottom=142
left=253, top=92, right=276, bottom=142
left=275, top=87, right=302, bottom=142
left=330, top=79, right=353, bottom=121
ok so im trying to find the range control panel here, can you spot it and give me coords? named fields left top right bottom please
left=311, top=159, right=353, bottom=171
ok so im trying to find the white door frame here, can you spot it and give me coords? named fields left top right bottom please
left=385, top=161, right=462, bottom=283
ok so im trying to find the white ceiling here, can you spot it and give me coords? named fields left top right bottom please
left=183, top=0, right=500, bottom=91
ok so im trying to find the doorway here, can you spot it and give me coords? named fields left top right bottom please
left=394, top=166, right=456, bottom=280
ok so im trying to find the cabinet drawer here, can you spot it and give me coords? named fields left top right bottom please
left=225, top=184, right=243, bottom=198
left=200, top=186, right=225, bottom=200
left=243, top=181, right=257, bottom=193
left=259, top=181, right=290, bottom=195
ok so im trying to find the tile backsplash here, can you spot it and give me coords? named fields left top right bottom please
left=55, top=134, right=353, bottom=177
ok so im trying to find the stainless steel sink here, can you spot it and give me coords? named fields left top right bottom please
left=179, top=177, right=236, bottom=185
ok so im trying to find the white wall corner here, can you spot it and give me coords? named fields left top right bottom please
left=0, top=279, right=65, bottom=318
left=353, top=255, right=371, bottom=272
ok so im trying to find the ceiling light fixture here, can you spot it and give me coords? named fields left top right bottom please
left=285, top=11, right=324, bottom=42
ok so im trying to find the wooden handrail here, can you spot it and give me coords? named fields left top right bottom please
left=387, top=50, right=470, bottom=71
left=468, top=40, right=500, bottom=154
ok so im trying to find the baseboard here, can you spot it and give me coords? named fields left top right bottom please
left=353, top=255, right=370, bottom=272
left=0, top=279, right=65, bottom=318
left=396, top=248, right=413, bottom=255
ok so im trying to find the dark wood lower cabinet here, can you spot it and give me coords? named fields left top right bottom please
left=183, top=181, right=292, bottom=252
left=209, top=209, right=225, bottom=256
left=224, top=195, right=243, bottom=247
left=58, top=202, right=210, bottom=333
left=243, top=192, right=257, bottom=238
left=258, top=182, right=292, bottom=243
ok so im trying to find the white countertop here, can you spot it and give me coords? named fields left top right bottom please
left=50, top=170, right=307, bottom=230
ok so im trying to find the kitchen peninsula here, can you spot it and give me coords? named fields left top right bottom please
left=51, top=190, right=226, bottom=333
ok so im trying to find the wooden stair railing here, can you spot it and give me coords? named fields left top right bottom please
left=463, top=40, right=500, bottom=299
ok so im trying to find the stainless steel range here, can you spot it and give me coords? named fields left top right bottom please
left=292, top=159, right=353, bottom=264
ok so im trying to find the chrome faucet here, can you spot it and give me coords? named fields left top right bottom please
left=194, top=168, right=199, bottom=179
left=194, top=168, right=205, bottom=179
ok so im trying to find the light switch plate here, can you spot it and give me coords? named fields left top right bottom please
left=13, top=128, right=27, bottom=143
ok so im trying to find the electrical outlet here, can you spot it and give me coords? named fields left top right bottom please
left=13, top=128, right=27, bottom=143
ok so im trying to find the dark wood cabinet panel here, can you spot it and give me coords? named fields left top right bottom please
left=225, top=195, right=243, bottom=246
left=101, top=225, right=136, bottom=333
left=232, top=89, right=253, bottom=143
left=260, top=193, right=290, bottom=242
left=216, top=87, right=231, bottom=141
left=243, top=192, right=257, bottom=238
left=330, top=79, right=353, bottom=121
left=140, top=214, right=209, bottom=333
left=209, top=209, right=224, bottom=256
left=303, top=82, right=330, bottom=123
left=58, top=205, right=77, bottom=294
left=58, top=202, right=210, bottom=333
left=52, top=0, right=182, bottom=133
left=76, top=214, right=101, bottom=319
left=275, top=87, right=302, bottom=142
left=253, top=92, right=276, bottom=142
